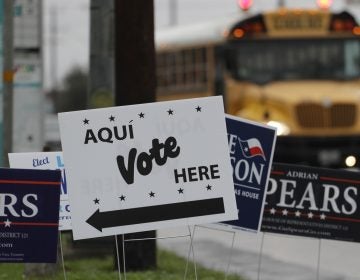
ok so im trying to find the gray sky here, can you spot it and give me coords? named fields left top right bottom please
left=43, top=0, right=355, bottom=89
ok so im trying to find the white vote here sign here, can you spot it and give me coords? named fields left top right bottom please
left=58, top=96, right=237, bottom=240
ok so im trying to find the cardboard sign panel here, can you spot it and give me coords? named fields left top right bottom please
left=222, top=115, right=277, bottom=232
left=262, top=163, right=360, bottom=243
left=9, top=152, right=71, bottom=231
left=13, top=52, right=43, bottom=152
left=58, top=96, right=238, bottom=240
left=0, top=168, right=61, bottom=263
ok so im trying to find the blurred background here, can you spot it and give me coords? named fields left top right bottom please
left=4, top=0, right=360, bottom=279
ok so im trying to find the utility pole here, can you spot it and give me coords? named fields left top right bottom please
left=88, top=0, right=114, bottom=109
left=67, top=0, right=116, bottom=260
left=278, top=0, right=285, bottom=7
left=169, top=0, right=178, bottom=26
left=49, top=5, right=58, bottom=91
left=3, top=0, right=13, bottom=167
left=114, top=0, right=157, bottom=270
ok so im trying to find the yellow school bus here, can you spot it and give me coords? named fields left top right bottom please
left=156, top=8, right=360, bottom=168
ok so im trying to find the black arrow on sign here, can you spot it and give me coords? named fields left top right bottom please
left=86, top=197, right=225, bottom=232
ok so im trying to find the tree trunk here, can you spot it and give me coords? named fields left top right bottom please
left=113, top=0, right=157, bottom=271
left=114, top=0, right=156, bottom=105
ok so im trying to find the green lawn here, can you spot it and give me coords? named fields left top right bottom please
left=0, top=250, right=245, bottom=280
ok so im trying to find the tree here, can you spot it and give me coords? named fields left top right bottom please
left=50, top=66, right=88, bottom=113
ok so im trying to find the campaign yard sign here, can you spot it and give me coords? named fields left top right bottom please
left=262, top=163, right=360, bottom=243
left=58, top=96, right=238, bottom=240
left=9, top=152, right=71, bottom=231
left=0, top=168, right=61, bottom=262
left=222, top=115, right=277, bottom=232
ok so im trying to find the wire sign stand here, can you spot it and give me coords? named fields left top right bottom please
left=113, top=229, right=198, bottom=280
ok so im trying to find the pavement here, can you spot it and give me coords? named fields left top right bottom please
left=157, top=225, right=360, bottom=280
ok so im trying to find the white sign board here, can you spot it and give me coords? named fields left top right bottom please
left=8, top=152, right=71, bottom=231
left=14, top=0, right=41, bottom=48
left=13, top=53, right=43, bottom=152
left=58, top=96, right=237, bottom=240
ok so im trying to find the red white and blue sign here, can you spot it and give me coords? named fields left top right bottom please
left=222, top=115, right=277, bottom=232
left=9, top=152, right=71, bottom=231
left=0, top=168, right=61, bottom=263
left=262, top=163, right=360, bottom=243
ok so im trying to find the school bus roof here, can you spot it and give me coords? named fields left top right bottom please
left=156, top=9, right=360, bottom=50
left=155, top=14, right=241, bottom=50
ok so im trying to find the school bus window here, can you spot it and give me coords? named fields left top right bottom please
left=182, top=50, right=189, bottom=87
left=189, top=49, right=195, bottom=86
left=156, top=47, right=209, bottom=93
left=156, top=52, right=177, bottom=90
left=199, top=48, right=208, bottom=84
left=156, top=53, right=163, bottom=87
left=179, top=50, right=185, bottom=87
left=186, top=49, right=195, bottom=86
left=192, top=48, right=203, bottom=87
left=183, top=50, right=189, bottom=87
left=156, top=53, right=166, bottom=88
left=168, top=52, right=176, bottom=87
left=229, top=39, right=360, bottom=82
left=344, top=40, right=360, bottom=76
left=185, top=51, right=191, bottom=87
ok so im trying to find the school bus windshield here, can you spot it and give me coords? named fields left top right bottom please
left=228, top=38, right=360, bottom=83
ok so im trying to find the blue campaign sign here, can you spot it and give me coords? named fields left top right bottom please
left=262, top=163, right=360, bottom=243
left=9, top=152, right=71, bottom=231
left=222, top=115, right=277, bottom=232
left=0, top=168, right=61, bottom=263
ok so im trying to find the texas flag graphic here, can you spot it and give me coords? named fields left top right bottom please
left=239, top=137, right=266, bottom=160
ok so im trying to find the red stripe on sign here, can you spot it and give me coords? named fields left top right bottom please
left=271, top=170, right=285, bottom=175
left=326, top=216, right=360, bottom=223
left=0, top=179, right=60, bottom=186
left=11, top=222, right=59, bottom=227
left=320, top=176, right=360, bottom=185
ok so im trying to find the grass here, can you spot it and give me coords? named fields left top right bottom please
left=0, top=249, right=245, bottom=280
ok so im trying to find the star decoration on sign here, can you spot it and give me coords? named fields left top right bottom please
left=119, top=195, right=126, bottom=201
left=167, top=109, right=174, bottom=115
left=178, top=188, right=184, bottom=194
left=206, top=184, right=212, bottom=191
left=93, top=198, right=100, bottom=204
left=195, top=106, right=202, bottom=112
left=266, top=208, right=329, bottom=220
left=83, top=118, right=89, bottom=125
left=149, top=191, right=155, bottom=198
left=4, top=219, right=11, bottom=228
left=109, top=115, right=115, bottom=122
left=138, top=112, right=145, bottom=118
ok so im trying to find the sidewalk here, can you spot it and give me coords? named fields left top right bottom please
left=158, top=225, right=359, bottom=280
